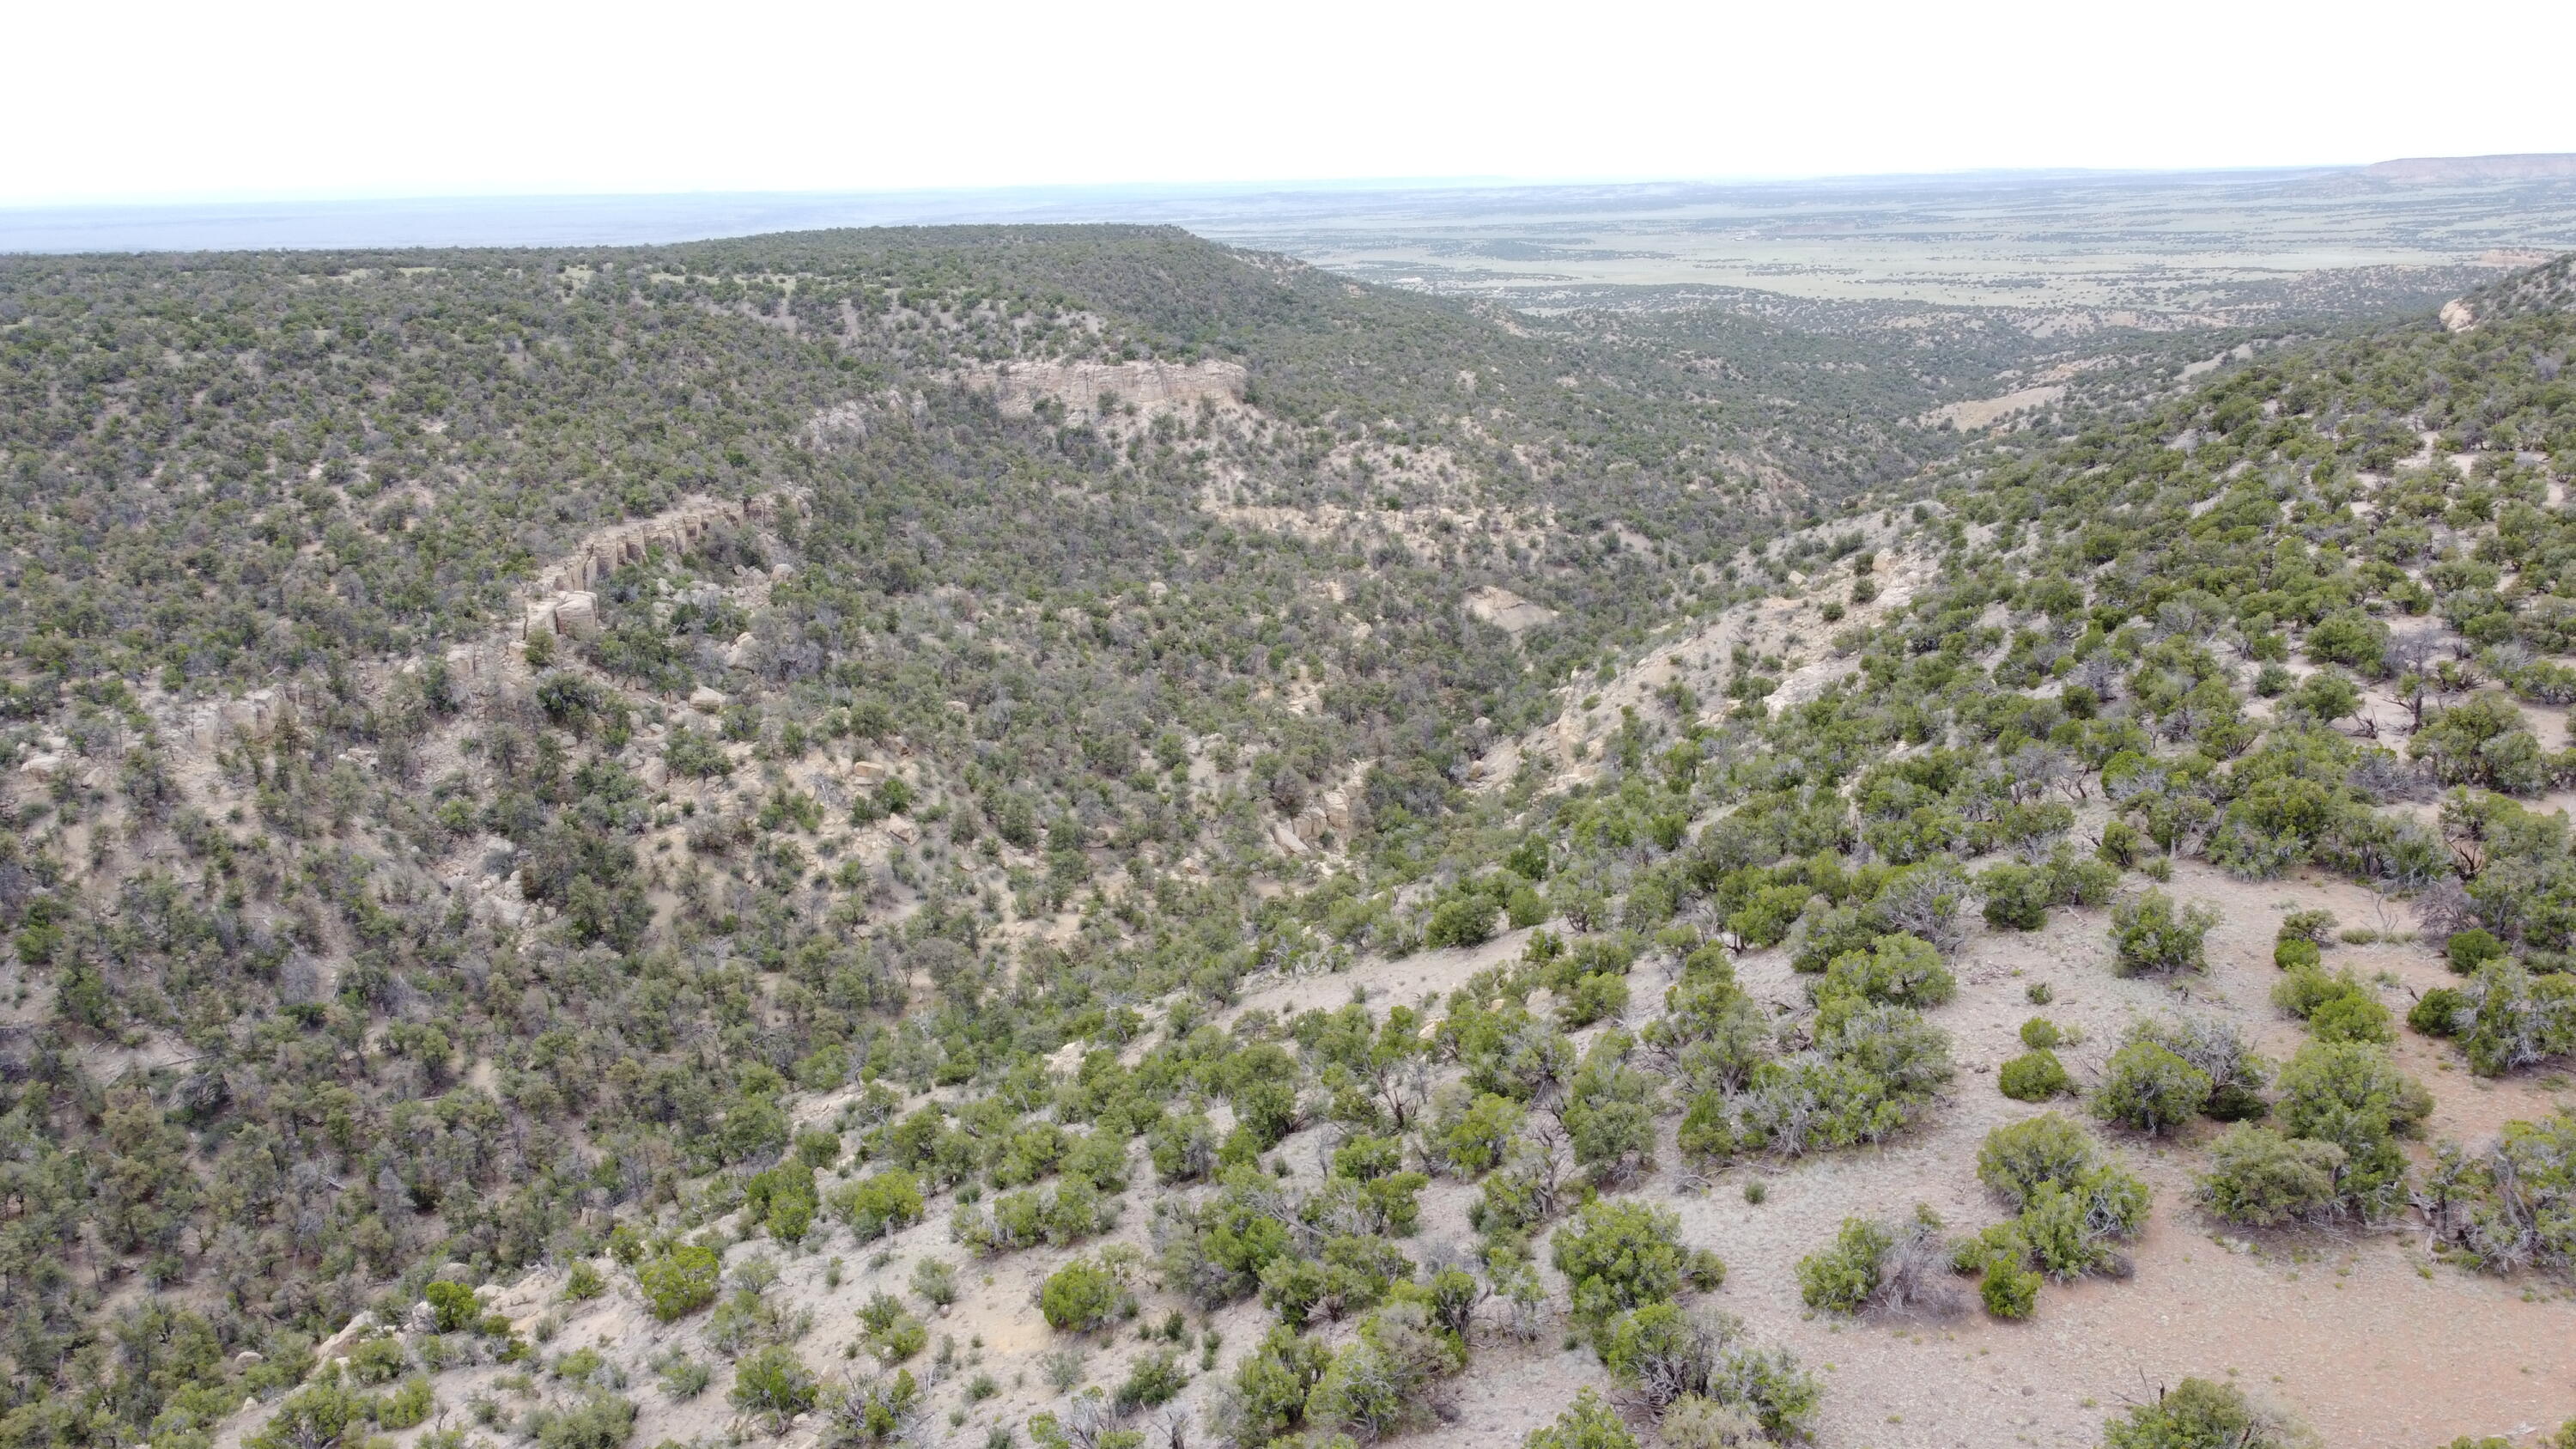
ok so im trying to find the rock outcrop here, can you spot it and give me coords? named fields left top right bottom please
left=964, top=359, right=1247, bottom=421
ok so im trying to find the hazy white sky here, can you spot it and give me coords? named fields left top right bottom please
left=9, top=0, right=2574, bottom=206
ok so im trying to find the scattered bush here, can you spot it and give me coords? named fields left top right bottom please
left=424, top=1280, right=481, bottom=1333
left=635, top=1244, right=722, bottom=1322
left=1964, top=1115, right=2148, bottom=1309
left=728, top=1347, right=817, bottom=1430
left=2200, top=1125, right=2348, bottom=1227
left=2451, top=961, right=2576, bottom=1075
left=562, top=1262, right=606, bottom=1302
left=1551, top=1198, right=1721, bottom=1332
left=2273, top=1041, right=2433, bottom=1217
left=2409, top=987, right=2469, bottom=1038
left=2421, top=1107, right=2576, bottom=1276
left=1522, top=1387, right=1638, bottom=1449
left=2446, top=928, right=2508, bottom=975
left=1037, top=1257, right=1128, bottom=1333
left=829, top=1171, right=926, bottom=1243
left=1595, top=1305, right=1820, bottom=1438
left=524, top=1394, right=638, bottom=1449
left=1998, top=1050, right=2073, bottom=1101
left=2108, top=891, right=2220, bottom=977
left=2091, top=1042, right=2211, bottom=1135
left=1977, top=1114, right=2099, bottom=1208
left=1113, top=1349, right=1192, bottom=1413
left=1794, top=1208, right=1954, bottom=1317
left=2099, top=1376, right=2300, bottom=1449
left=2271, top=967, right=2394, bottom=1044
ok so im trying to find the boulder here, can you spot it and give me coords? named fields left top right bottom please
left=638, top=757, right=669, bottom=790
left=884, top=817, right=918, bottom=844
left=690, top=686, right=728, bottom=713
left=310, top=1311, right=380, bottom=1366
left=222, top=688, right=295, bottom=739
left=1321, top=789, right=1355, bottom=837
left=848, top=761, right=891, bottom=786
left=553, top=592, right=601, bottom=639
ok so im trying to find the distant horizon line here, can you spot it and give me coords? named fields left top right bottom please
left=0, top=155, right=2504, bottom=216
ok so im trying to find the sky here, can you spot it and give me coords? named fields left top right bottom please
left=9, top=0, right=2576, bottom=208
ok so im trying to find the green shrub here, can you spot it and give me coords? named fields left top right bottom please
left=1113, top=1349, right=1191, bottom=1413
left=1522, top=1387, right=1639, bottom=1449
left=2090, top=1042, right=2211, bottom=1134
left=2200, top=1125, right=2347, bottom=1227
left=343, top=1335, right=410, bottom=1386
left=562, top=1262, right=606, bottom=1302
left=1038, top=1257, right=1127, bottom=1333
left=2123, top=1015, right=2269, bottom=1122
left=2306, top=989, right=2396, bottom=1045
left=1976, top=1113, right=2098, bottom=1208
left=855, top=1298, right=926, bottom=1367
left=1978, top=862, right=2051, bottom=930
left=1425, top=896, right=1499, bottom=951
left=1550, top=1199, right=1712, bottom=1331
left=2421, top=1108, right=2576, bottom=1276
left=2276, top=909, right=2337, bottom=946
left=2446, top=928, right=2508, bottom=975
left=248, top=1385, right=363, bottom=1449
left=2018, top=1016, right=2062, bottom=1050
left=424, top=1281, right=480, bottom=1333
left=2453, top=961, right=2576, bottom=1075
left=2109, top=891, right=2220, bottom=977
left=2409, top=987, right=2469, bottom=1038
left=908, top=1257, right=957, bottom=1308
left=2272, top=967, right=2394, bottom=1044
left=1304, top=1302, right=1462, bottom=1440
left=1998, top=1050, right=2072, bottom=1101
left=728, top=1346, right=817, bottom=1429
left=829, top=1171, right=925, bottom=1242
left=525, top=1394, right=638, bottom=1449
left=1795, top=1217, right=1892, bottom=1313
left=635, top=1244, right=722, bottom=1322
left=1425, top=1091, right=1525, bottom=1178
left=1219, top=1326, right=1332, bottom=1446
left=1977, top=1250, right=2039, bottom=1318
left=744, top=1160, right=818, bottom=1244
left=2274, top=1042, right=2432, bottom=1215
left=1558, top=971, right=1631, bottom=1029
left=1595, top=1304, right=1818, bottom=1438
left=1813, top=933, right=1955, bottom=1012
left=654, top=1353, right=712, bottom=1399
left=2099, top=1376, right=2300, bottom=1449
left=2016, top=1171, right=2148, bottom=1277
left=1964, top=1114, right=2148, bottom=1297
left=2271, top=937, right=2321, bottom=971
left=2306, top=610, right=2390, bottom=673
left=373, top=1379, right=434, bottom=1430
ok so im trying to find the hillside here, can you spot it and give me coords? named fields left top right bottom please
left=0, top=224, right=1835, bottom=1449
left=5, top=234, right=2576, bottom=1449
